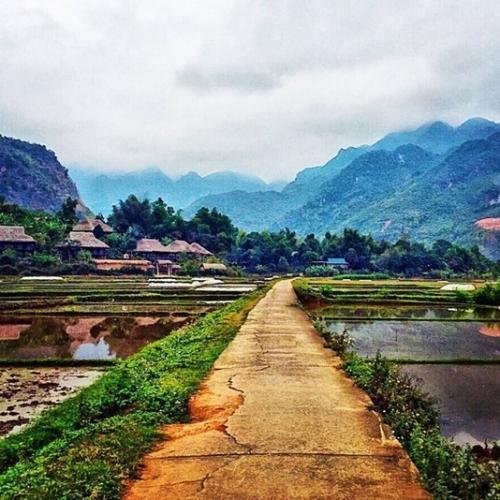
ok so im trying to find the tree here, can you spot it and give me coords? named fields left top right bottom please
left=57, top=197, right=78, bottom=235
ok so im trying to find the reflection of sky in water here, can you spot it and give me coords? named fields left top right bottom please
left=73, top=338, right=116, bottom=360
left=403, top=365, right=500, bottom=446
left=326, top=320, right=500, bottom=360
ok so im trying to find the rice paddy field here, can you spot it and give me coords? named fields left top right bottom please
left=0, top=275, right=262, bottom=436
left=301, top=278, right=500, bottom=446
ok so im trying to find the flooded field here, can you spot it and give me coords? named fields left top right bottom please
left=0, top=277, right=262, bottom=434
left=403, top=364, right=500, bottom=445
left=0, top=367, right=104, bottom=436
left=324, top=320, right=500, bottom=360
left=0, top=315, right=192, bottom=360
left=310, top=297, right=500, bottom=447
left=312, top=304, right=500, bottom=321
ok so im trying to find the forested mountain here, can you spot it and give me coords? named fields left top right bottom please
left=0, top=135, right=81, bottom=212
left=70, top=167, right=284, bottom=215
left=185, top=118, right=500, bottom=258
left=281, top=134, right=500, bottom=252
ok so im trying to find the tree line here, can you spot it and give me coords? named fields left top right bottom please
left=0, top=194, right=498, bottom=277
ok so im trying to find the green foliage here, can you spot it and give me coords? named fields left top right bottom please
left=56, top=197, right=78, bottom=235
left=473, top=282, right=500, bottom=306
left=0, top=287, right=267, bottom=498
left=76, top=249, right=93, bottom=264
left=304, top=265, right=339, bottom=277
left=0, top=195, right=496, bottom=278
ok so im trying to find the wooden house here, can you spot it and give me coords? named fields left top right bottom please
left=58, top=231, right=109, bottom=259
left=135, top=238, right=172, bottom=262
left=157, top=259, right=182, bottom=276
left=0, top=225, right=36, bottom=253
left=72, top=219, right=114, bottom=238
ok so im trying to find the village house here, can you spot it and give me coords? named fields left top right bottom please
left=312, top=257, right=349, bottom=270
left=200, top=262, right=228, bottom=274
left=157, top=259, right=182, bottom=276
left=134, top=238, right=172, bottom=262
left=0, top=225, right=36, bottom=254
left=325, top=257, right=349, bottom=269
left=136, top=238, right=213, bottom=263
left=72, top=219, right=114, bottom=238
left=163, top=239, right=213, bottom=260
left=57, top=231, right=109, bottom=259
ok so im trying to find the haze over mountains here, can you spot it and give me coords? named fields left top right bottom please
left=1, top=117, right=499, bottom=258
left=70, top=168, right=286, bottom=215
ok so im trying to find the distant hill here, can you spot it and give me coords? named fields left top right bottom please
left=185, top=118, right=500, bottom=258
left=0, top=135, right=81, bottom=212
left=280, top=134, right=500, bottom=249
left=70, top=167, right=284, bottom=215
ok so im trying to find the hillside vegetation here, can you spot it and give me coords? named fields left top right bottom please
left=0, top=135, right=80, bottom=212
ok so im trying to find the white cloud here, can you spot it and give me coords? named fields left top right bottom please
left=0, top=0, right=499, bottom=181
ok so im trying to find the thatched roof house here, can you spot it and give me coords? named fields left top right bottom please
left=135, top=238, right=213, bottom=262
left=200, top=262, right=228, bottom=273
left=136, top=238, right=170, bottom=254
left=72, top=219, right=114, bottom=234
left=163, top=240, right=192, bottom=253
left=189, top=242, right=213, bottom=256
left=67, top=231, right=109, bottom=249
left=58, top=231, right=109, bottom=258
left=0, top=225, right=36, bottom=252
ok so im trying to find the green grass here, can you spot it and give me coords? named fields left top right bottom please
left=0, top=284, right=269, bottom=499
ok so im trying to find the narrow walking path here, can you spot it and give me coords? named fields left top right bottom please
left=125, top=280, right=428, bottom=499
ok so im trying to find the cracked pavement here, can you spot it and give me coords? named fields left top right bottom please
left=124, top=280, right=428, bottom=499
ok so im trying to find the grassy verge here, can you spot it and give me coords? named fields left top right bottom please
left=0, top=285, right=269, bottom=499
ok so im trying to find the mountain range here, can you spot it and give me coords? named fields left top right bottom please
left=1, top=117, right=499, bottom=259
left=184, top=118, right=500, bottom=258
left=70, top=168, right=286, bottom=215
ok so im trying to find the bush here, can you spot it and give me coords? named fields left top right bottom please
left=473, top=282, right=500, bottom=306
left=304, top=265, right=339, bottom=277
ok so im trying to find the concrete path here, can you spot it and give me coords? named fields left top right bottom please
left=125, top=280, right=428, bottom=499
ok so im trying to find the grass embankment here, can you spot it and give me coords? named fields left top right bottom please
left=0, top=285, right=268, bottom=499
left=293, top=280, right=500, bottom=499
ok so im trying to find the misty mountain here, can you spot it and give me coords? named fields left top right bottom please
left=185, top=118, right=500, bottom=257
left=70, top=167, right=284, bottom=215
left=0, top=135, right=81, bottom=212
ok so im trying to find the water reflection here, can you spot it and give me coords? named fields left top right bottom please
left=324, top=320, right=500, bottom=360
left=312, top=305, right=500, bottom=321
left=0, top=315, right=190, bottom=360
left=403, top=364, right=500, bottom=445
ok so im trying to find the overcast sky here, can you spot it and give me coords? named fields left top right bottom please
left=1, top=1, right=499, bottom=181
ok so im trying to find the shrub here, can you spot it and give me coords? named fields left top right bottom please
left=473, top=282, right=500, bottom=306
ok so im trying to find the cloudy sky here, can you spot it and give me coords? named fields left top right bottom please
left=1, top=1, right=499, bottom=180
